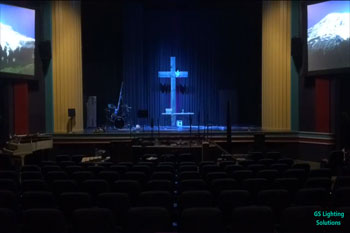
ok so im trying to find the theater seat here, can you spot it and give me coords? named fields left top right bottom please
left=21, top=191, right=56, bottom=210
left=257, top=169, right=280, bottom=181
left=334, top=176, right=350, bottom=190
left=22, top=208, right=67, bottom=233
left=257, top=189, right=291, bottom=220
left=112, top=180, right=141, bottom=203
left=81, top=179, right=110, bottom=200
left=178, top=190, right=213, bottom=210
left=59, top=192, right=92, bottom=219
left=126, top=207, right=172, bottom=232
left=295, top=188, right=329, bottom=207
left=72, top=208, right=116, bottom=233
left=151, top=172, right=174, bottom=181
left=0, top=179, right=18, bottom=192
left=305, top=177, right=332, bottom=192
left=0, top=191, right=18, bottom=211
left=21, top=165, right=41, bottom=172
left=180, top=207, right=224, bottom=233
left=21, top=172, right=43, bottom=180
left=146, top=179, right=173, bottom=192
left=0, top=208, right=18, bottom=233
left=138, top=191, right=173, bottom=211
left=333, top=187, right=350, bottom=207
left=179, top=171, right=201, bottom=180
left=280, top=205, right=320, bottom=233
left=179, top=179, right=208, bottom=192
left=231, top=206, right=274, bottom=233
left=97, top=171, right=119, bottom=185
left=97, top=192, right=130, bottom=227
left=218, top=190, right=252, bottom=220
left=21, top=179, right=48, bottom=192
left=51, top=180, right=78, bottom=197
left=210, top=178, right=239, bottom=196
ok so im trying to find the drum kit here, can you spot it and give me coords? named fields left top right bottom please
left=105, top=82, right=132, bottom=129
left=105, top=103, right=131, bottom=129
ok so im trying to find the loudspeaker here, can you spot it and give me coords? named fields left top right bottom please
left=38, top=40, right=52, bottom=60
left=291, top=37, right=303, bottom=73
left=68, top=108, right=76, bottom=117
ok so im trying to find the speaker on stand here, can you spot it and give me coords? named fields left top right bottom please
left=291, top=37, right=303, bottom=74
left=38, top=40, right=52, bottom=75
left=68, top=108, right=76, bottom=133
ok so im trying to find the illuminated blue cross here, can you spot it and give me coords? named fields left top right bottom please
left=158, top=57, right=188, bottom=126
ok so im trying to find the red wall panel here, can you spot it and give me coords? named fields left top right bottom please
left=315, top=78, right=330, bottom=133
left=13, top=82, right=29, bottom=135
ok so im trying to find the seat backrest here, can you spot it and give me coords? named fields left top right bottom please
left=178, top=190, right=213, bottom=210
left=309, top=168, right=331, bottom=178
left=138, top=191, right=173, bottom=211
left=179, top=179, right=208, bottom=192
left=21, top=191, right=56, bottom=210
left=146, top=179, right=173, bottom=192
left=59, top=192, right=92, bottom=215
left=210, top=178, right=239, bottom=195
left=21, top=165, right=41, bottom=172
left=179, top=171, right=200, bottom=181
left=52, top=180, right=78, bottom=196
left=21, top=179, right=48, bottom=192
left=151, top=172, right=174, bottom=181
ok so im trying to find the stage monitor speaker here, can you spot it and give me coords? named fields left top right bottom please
left=137, top=110, right=148, bottom=118
left=68, top=108, right=76, bottom=117
left=291, top=37, right=303, bottom=73
left=38, top=40, right=52, bottom=60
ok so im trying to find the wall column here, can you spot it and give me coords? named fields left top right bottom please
left=262, top=1, right=291, bottom=131
left=52, top=1, right=83, bottom=133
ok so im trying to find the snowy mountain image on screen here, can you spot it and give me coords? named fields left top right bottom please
left=0, top=22, right=35, bottom=75
left=308, top=12, right=350, bottom=50
left=0, top=22, right=35, bottom=53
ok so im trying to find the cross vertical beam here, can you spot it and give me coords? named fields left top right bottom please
left=158, top=57, right=188, bottom=126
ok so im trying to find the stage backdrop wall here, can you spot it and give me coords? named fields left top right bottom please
left=122, top=2, right=261, bottom=127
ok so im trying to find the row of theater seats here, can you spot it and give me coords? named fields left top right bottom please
left=0, top=155, right=350, bottom=232
left=1, top=204, right=350, bottom=233
left=1, top=159, right=350, bottom=193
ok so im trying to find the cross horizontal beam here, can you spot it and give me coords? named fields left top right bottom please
left=158, top=71, right=188, bottom=78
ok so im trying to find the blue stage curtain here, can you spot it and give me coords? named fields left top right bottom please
left=122, top=2, right=261, bottom=127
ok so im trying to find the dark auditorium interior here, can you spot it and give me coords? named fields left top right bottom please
left=1, top=0, right=350, bottom=233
